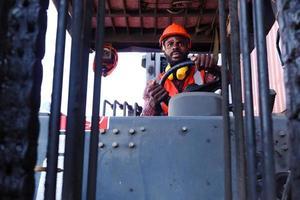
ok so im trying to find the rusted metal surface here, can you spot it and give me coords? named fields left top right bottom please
left=277, top=0, right=300, bottom=199
left=0, top=0, right=48, bottom=199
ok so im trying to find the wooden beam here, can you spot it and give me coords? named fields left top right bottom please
left=106, top=0, right=116, bottom=33
left=102, top=9, right=216, bottom=17
left=122, top=0, right=130, bottom=34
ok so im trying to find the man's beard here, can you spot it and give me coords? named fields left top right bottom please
left=165, top=51, right=189, bottom=66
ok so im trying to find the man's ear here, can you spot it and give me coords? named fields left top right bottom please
left=161, top=45, right=165, bottom=51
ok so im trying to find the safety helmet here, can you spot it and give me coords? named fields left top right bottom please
left=159, top=23, right=191, bottom=47
left=93, top=44, right=118, bottom=77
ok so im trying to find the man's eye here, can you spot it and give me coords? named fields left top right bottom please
left=167, top=42, right=173, bottom=47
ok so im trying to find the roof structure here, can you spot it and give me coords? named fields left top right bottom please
left=53, top=0, right=276, bottom=52
left=98, top=0, right=219, bottom=52
left=51, top=0, right=219, bottom=52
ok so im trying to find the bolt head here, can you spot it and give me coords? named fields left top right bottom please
left=281, top=144, right=288, bottom=151
left=181, top=126, right=188, bottom=132
left=112, top=142, right=119, bottom=148
left=129, top=128, right=135, bottom=134
left=128, top=142, right=135, bottom=148
left=98, top=142, right=105, bottom=148
left=112, top=128, right=119, bottom=134
left=279, top=131, right=286, bottom=137
left=140, top=127, right=146, bottom=132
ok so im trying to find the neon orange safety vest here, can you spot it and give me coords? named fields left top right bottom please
left=159, top=65, right=206, bottom=115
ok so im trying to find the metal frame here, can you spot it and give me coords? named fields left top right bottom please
left=39, top=1, right=300, bottom=200
left=252, top=1, right=276, bottom=199
left=61, top=0, right=94, bottom=199
left=45, top=0, right=68, bottom=198
left=218, top=1, right=232, bottom=199
left=239, top=1, right=257, bottom=199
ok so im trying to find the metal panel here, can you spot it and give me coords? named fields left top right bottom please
left=95, top=117, right=225, bottom=200
left=80, top=116, right=289, bottom=200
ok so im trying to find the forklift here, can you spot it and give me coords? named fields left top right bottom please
left=0, top=0, right=299, bottom=200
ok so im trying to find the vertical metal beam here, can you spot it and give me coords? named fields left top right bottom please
left=102, top=100, right=113, bottom=116
left=138, top=0, right=143, bottom=35
left=253, top=1, right=275, bottom=199
left=61, top=0, right=93, bottom=198
left=154, top=0, right=157, bottom=35
left=228, top=0, right=247, bottom=199
left=123, top=102, right=133, bottom=116
left=45, top=0, right=68, bottom=199
left=218, top=0, right=232, bottom=199
left=276, top=1, right=300, bottom=199
left=87, top=1, right=106, bottom=199
left=112, top=100, right=123, bottom=116
left=239, top=1, right=257, bottom=200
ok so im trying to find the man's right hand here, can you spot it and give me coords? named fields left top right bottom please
left=141, top=80, right=169, bottom=116
left=144, top=80, right=169, bottom=106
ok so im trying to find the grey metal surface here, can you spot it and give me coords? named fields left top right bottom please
left=265, top=116, right=289, bottom=173
left=94, top=117, right=225, bottom=200
left=168, top=92, right=223, bottom=116
left=35, top=114, right=50, bottom=199
left=80, top=116, right=289, bottom=200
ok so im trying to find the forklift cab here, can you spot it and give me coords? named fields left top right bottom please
left=1, top=0, right=295, bottom=199
left=38, top=0, right=289, bottom=200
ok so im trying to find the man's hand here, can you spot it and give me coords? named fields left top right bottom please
left=190, top=54, right=221, bottom=83
left=190, top=54, right=217, bottom=71
left=144, top=80, right=169, bottom=106
left=142, top=80, right=169, bottom=116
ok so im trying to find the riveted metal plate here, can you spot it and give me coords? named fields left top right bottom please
left=81, top=115, right=288, bottom=200
left=93, top=116, right=224, bottom=200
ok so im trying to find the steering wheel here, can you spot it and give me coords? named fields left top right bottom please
left=159, top=61, right=194, bottom=86
left=159, top=60, right=221, bottom=92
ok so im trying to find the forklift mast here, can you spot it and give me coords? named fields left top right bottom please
left=141, top=53, right=166, bottom=82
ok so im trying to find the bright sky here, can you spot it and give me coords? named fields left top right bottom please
left=41, top=2, right=146, bottom=117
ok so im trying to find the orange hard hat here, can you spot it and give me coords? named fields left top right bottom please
left=159, top=23, right=191, bottom=47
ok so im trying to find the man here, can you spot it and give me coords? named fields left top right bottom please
left=141, top=23, right=220, bottom=116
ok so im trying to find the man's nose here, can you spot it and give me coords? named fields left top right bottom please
left=172, top=42, right=180, bottom=49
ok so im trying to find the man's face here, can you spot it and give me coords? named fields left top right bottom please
left=162, top=36, right=190, bottom=66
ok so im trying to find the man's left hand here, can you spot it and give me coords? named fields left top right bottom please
left=190, top=54, right=218, bottom=71
left=190, top=54, right=221, bottom=83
